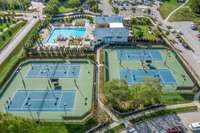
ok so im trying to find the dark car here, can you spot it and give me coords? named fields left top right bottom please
left=166, top=126, right=183, bottom=133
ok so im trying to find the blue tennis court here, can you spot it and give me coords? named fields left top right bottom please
left=120, top=69, right=176, bottom=85
left=117, top=49, right=162, bottom=61
left=26, top=63, right=80, bottom=78
left=6, top=90, right=76, bottom=112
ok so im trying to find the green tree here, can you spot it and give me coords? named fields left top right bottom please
left=44, top=0, right=60, bottom=16
left=130, top=78, right=162, bottom=108
left=190, top=0, right=200, bottom=14
left=0, top=0, right=30, bottom=10
left=67, top=0, right=80, bottom=7
left=104, top=80, right=130, bottom=109
left=104, top=78, right=162, bottom=111
left=0, top=113, right=38, bottom=133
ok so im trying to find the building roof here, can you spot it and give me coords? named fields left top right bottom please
left=93, top=28, right=129, bottom=38
left=109, top=23, right=124, bottom=28
left=95, top=16, right=123, bottom=24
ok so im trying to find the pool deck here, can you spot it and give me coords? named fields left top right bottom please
left=42, top=19, right=93, bottom=47
left=105, top=48, right=194, bottom=91
left=0, top=59, right=94, bottom=121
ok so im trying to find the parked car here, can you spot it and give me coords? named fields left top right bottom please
left=167, top=25, right=172, bottom=29
left=166, top=126, right=183, bottom=133
left=189, top=122, right=200, bottom=132
left=128, top=127, right=138, bottom=133
left=191, top=24, right=198, bottom=30
left=176, top=29, right=183, bottom=35
left=196, top=34, right=200, bottom=39
left=170, top=29, right=176, bottom=34
left=33, top=15, right=37, bottom=19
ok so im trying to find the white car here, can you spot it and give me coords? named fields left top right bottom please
left=128, top=127, right=138, bottom=133
left=189, top=122, right=200, bottom=131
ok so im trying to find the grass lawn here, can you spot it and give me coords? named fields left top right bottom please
left=0, top=20, right=26, bottom=50
left=0, top=21, right=40, bottom=87
left=160, top=0, right=182, bottom=19
left=161, top=92, right=194, bottom=105
left=169, top=1, right=200, bottom=22
left=37, top=118, right=97, bottom=133
left=58, top=6, right=74, bottom=13
left=105, top=124, right=125, bottom=133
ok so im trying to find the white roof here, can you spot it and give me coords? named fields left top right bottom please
left=109, top=23, right=124, bottom=28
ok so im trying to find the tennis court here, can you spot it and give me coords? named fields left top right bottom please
left=120, top=69, right=176, bottom=85
left=117, top=49, right=162, bottom=61
left=26, top=63, right=80, bottom=78
left=6, top=90, right=76, bottom=112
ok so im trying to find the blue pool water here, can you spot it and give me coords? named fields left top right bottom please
left=47, top=28, right=86, bottom=43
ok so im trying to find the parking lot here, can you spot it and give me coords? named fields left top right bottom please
left=111, top=0, right=151, bottom=18
left=122, top=112, right=200, bottom=133
left=118, top=6, right=147, bottom=18
left=125, top=114, right=189, bottom=133
left=178, top=112, right=200, bottom=133
left=172, top=22, right=200, bottom=51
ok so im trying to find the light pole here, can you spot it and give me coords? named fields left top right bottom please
left=36, top=111, right=40, bottom=122
left=64, top=104, right=67, bottom=119
left=17, top=67, right=27, bottom=95
left=46, top=66, right=57, bottom=100
left=164, top=50, right=170, bottom=66
left=28, top=103, right=34, bottom=120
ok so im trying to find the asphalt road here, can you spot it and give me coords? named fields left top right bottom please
left=0, top=17, right=39, bottom=65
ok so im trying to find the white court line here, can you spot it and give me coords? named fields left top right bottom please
left=29, top=99, right=57, bottom=102
left=158, top=71, right=166, bottom=84
left=149, top=51, right=153, bottom=60
left=57, top=91, right=63, bottom=108
left=8, top=107, right=73, bottom=111
left=21, top=92, right=30, bottom=110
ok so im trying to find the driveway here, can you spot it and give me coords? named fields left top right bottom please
left=178, top=112, right=200, bottom=133
left=172, top=21, right=200, bottom=51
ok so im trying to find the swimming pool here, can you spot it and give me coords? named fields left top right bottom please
left=47, top=27, right=86, bottom=43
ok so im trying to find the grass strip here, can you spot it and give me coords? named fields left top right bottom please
left=0, top=21, right=40, bottom=88
left=159, top=0, right=181, bottom=19
left=130, top=105, right=197, bottom=124
left=105, top=124, right=125, bottom=133
left=161, top=92, right=194, bottom=105
left=0, top=20, right=26, bottom=49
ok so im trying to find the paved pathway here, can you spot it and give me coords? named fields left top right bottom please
left=0, top=17, right=39, bottom=65
left=165, top=0, right=189, bottom=22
